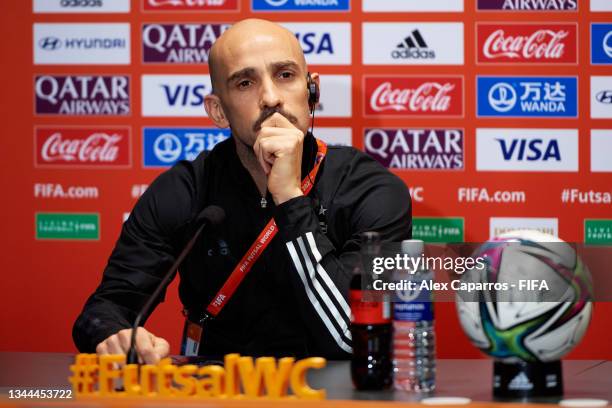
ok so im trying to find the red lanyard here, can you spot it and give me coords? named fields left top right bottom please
left=204, top=139, right=328, bottom=319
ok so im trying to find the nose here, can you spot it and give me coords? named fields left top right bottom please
left=259, top=77, right=282, bottom=109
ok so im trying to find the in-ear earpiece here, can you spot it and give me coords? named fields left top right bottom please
left=307, top=72, right=319, bottom=112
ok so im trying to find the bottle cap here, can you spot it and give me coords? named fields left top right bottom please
left=361, top=231, right=381, bottom=243
left=401, top=239, right=424, bottom=257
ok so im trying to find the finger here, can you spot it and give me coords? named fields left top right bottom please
left=257, top=128, right=305, bottom=149
left=117, top=329, right=132, bottom=351
left=105, top=335, right=125, bottom=355
left=260, top=134, right=303, bottom=161
left=135, top=328, right=158, bottom=365
left=115, top=329, right=141, bottom=364
left=253, top=137, right=272, bottom=174
left=96, top=342, right=109, bottom=355
left=260, top=112, right=296, bottom=129
left=152, top=336, right=170, bottom=360
left=259, top=138, right=278, bottom=164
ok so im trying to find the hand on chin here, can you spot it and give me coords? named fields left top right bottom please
left=253, top=112, right=305, bottom=205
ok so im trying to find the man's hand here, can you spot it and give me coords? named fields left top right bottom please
left=95, top=327, right=169, bottom=364
left=253, top=112, right=305, bottom=205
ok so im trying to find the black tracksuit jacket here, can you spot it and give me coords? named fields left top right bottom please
left=73, top=133, right=412, bottom=359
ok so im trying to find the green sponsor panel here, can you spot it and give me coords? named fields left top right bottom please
left=36, top=213, right=100, bottom=240
left=584, top=219, right=612, bottom=245
left=412, top=217, right=464, bottom=243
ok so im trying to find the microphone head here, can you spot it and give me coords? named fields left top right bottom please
left=197, top=205, right=225, bottom=226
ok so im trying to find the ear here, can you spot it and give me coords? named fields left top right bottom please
left=204, top=94, right=229, bottom=128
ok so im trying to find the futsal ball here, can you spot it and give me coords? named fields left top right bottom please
left=455, top=230, right=593, bottom=363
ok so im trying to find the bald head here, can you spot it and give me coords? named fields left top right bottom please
left=203, top=18, right=317, bottom=147
left=208, top=19, right=306, bottom=93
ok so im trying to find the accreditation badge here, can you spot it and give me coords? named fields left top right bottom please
left=180, top=318, right=203, bottom=357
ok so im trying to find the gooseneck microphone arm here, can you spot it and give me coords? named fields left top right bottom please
left=126, top=205, right=225, bottom=365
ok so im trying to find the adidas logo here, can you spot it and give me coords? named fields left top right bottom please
left=391, top=30, right=435, bottom=59
left=508, top=372, right=534, bottom=391
left=397, top=30, right=428, bottom=49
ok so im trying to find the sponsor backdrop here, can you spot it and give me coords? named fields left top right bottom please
left=1, top=0, right=611, bottom=359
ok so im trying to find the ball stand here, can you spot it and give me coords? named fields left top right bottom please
left=493, top=360, right=563, bottom=402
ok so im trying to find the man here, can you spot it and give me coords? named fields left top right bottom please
left=73, top=19, right=411, bottom=363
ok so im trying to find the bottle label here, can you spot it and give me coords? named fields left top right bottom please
left=350, top=290, right=391, bottom=324
left=393, top=278, right=434, bottom=322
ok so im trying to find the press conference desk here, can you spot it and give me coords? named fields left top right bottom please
left=0, top=352, right=610, bottom=407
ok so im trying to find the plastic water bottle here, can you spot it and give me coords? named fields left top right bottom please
left=392, top=239, right=436, bottom=392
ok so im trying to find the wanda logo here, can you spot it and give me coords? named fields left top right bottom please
left=143, top=0, right=238, bottom=10
left=477, top=23, right=577, bottom=64
left=364, top=77, right=463, bottom=117
left=35, top=128, right=130, bottom=167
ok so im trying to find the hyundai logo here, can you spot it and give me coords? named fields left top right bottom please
left=39, top=37, right=62, bottom=51
left=596, top=90, right=612, bottom=104
left=488, top=82, right=517, bottom=112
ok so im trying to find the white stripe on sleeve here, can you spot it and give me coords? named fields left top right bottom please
left=296, top=236, right=351, bottom=342
left=286, top=241, right=352, bottom=354
left=305, top=231, right=352, bottom=320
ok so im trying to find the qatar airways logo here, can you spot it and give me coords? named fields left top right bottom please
left=142, top=24, right=230, bottom=64
left=364, top=128, right=464, bottom=170
left=477, top=23, right=577, bottom=64
left=142, top=0, right=239, bottom=11
left=477, top=0, right=577, bottom=10
left=364, top=76, right=463, bottom=117
left=35, top=75, right=130, bottom=116
left=35, top=127, right=131, bottom=168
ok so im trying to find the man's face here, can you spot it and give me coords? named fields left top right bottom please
left=210, top=28, right=311, bottom=147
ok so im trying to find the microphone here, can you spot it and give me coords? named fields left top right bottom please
left=126, top=205, right=226, bottom=364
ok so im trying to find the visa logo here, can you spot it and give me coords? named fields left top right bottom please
left=142, top=75, right=211, bottom=117
left=162, top=84, right=206, bottom=107
left=497, top=138, right=560, bottom=161
left=295, top=32, right=333, bottom=55
left=281, top=23, right=350, bottom=65
left=477, top=129, right=577, bottom=172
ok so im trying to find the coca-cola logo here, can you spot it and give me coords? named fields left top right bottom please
left=364, top=76, right=463, bottom=117
left=370, top=82, right=454, bottom=112
left=35, top=128, right=131, bottom=167
left=143, top=0, right=238, bottom=11
left=484, top=29, right=567, bottom=59
left=477, top=24, right=577, bottom=64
